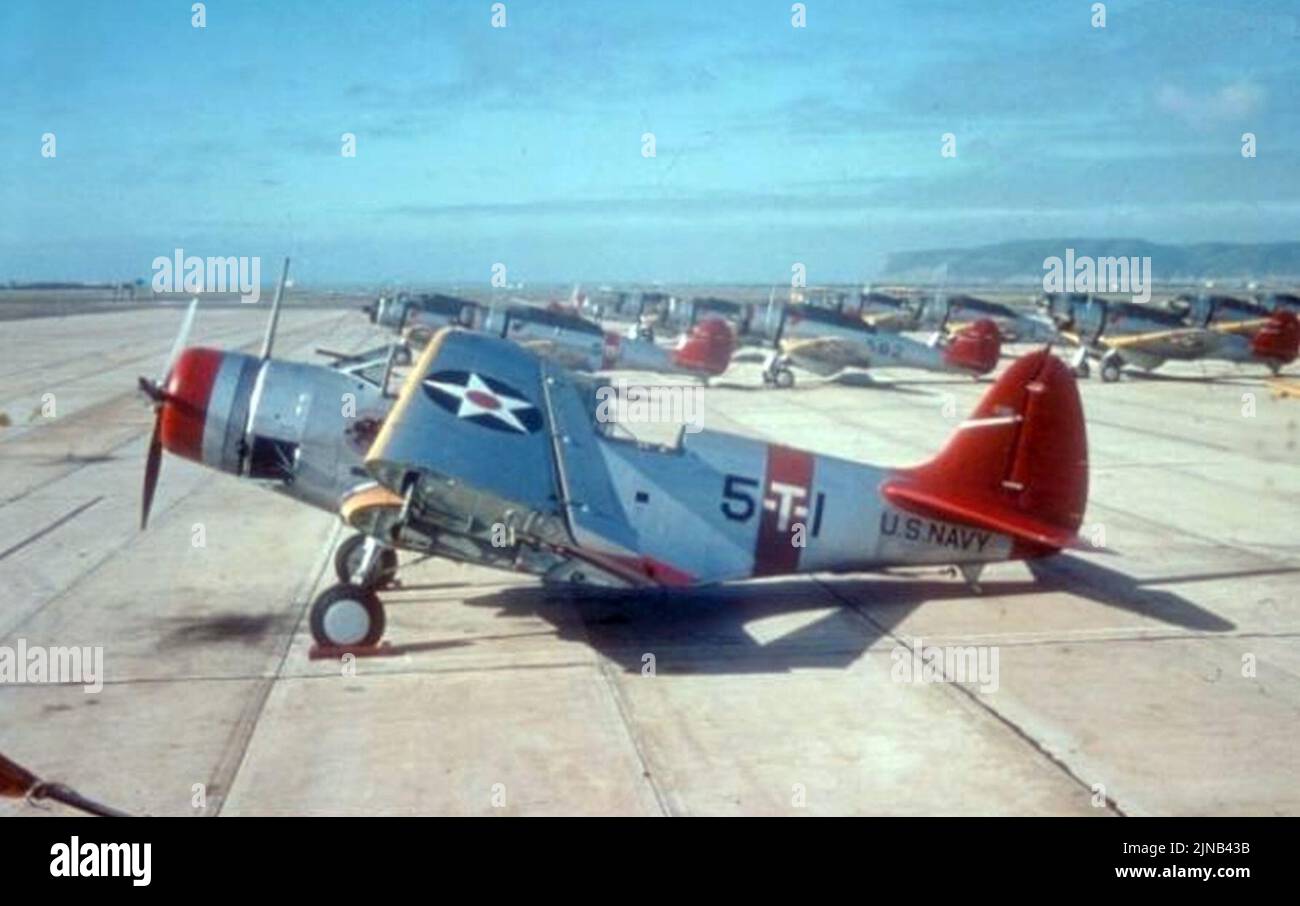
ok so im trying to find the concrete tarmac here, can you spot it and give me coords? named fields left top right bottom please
left=1, top=305, right=1297, bottom=816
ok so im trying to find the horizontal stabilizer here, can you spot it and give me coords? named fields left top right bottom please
left=881, top=483, right=1091, bottom=552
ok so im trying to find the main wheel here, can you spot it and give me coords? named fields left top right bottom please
left=774, top=367, right=795, bottom=389
left=1100, top=358, right=1122, bottom=383
left=310, top=583, right=385, bottom=648
left=334, top=534, right=398, bottom=589
left=1073, top=359, right=1091, bottom=379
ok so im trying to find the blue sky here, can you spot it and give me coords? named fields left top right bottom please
left=2, top=0, right=1297, bottom=285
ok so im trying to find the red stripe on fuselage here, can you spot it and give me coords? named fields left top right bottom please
left=752, top=445, right=815, bottom=577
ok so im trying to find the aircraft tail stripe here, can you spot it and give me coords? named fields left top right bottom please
left=752, top=444, right=814, bottom=577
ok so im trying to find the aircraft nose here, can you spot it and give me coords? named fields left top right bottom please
left=160, top=347, right=225, bottom=462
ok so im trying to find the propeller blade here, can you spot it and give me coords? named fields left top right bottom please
left=137, top=376, right=165, bottom=404
left=141, top=411, right=163, bottom=530
left=158, top=297, right=199, bottom=386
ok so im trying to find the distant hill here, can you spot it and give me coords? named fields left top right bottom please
left=880, top=240, right=1300, bottom=285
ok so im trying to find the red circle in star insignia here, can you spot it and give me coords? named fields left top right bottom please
left=466, top=390, right=500, bottom=410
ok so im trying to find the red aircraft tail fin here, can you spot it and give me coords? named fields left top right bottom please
left=674, top=317, right=736, bottom=376
left=882, top=349, right=1089, bottom=557
left=942, top=318, right=1002, bottom=375
left=1251, top=310, right=1300, bottom=365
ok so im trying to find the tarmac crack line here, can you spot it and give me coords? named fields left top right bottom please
left=816, top=577, right=1130, bottom=818
left=588, top=654, right=674, bottom=816
left=566, top=610, right=673, bottom=816
left=0, top=496, right=103, bottom=562
left=209, top=519, right=342, bottom=817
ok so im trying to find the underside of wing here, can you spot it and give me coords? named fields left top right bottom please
left=1103, top=327, right=1208, bottom=350
left=1210, top=318, right=1271, bottom=335
left=862, top=311, right=913, bottom=330
left=782, top=336, right=870, bottom=373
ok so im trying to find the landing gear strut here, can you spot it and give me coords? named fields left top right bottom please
left=1070, top=348, right=1091, bottom=380
left=761, top=352, right=795, bottom=388
left=334, top=533, right=398, bottom=590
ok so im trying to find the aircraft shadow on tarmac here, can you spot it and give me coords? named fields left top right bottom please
left=1119, top=369, right=1266, bottom=386
left=444, top=552, right=1237, bottom=676
left=711, top=372, right=947, bottom=398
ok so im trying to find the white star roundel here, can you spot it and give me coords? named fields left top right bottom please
left=421, top=370, right=543, bottom=434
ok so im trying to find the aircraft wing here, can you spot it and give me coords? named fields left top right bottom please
left=1055, top=328, right=1085, bottom=348
left=515, top=337, right=595, bottom=371
left=1209, top=317, right=1273, bottom=336
left=366, top=328, right=570, bottom=535
left=1100, top=326, right=1213, bottom=351
left=862, top=311, right=914, bottom=330
left=1270, top=377, right=1300, bottom=400
left=364, top=327, right=646, bottom=579
left=781, top=335, right=871, bottom=375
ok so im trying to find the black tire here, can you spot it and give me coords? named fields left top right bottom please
left=333, top=534, right=399, bottom=589
left=774, top=368, right=795, bottom=389
left=1100, top=359, right=1122, bottom=383
left=310, top=583, right=385, bottom=648
left=1074, top=360, right=1091, bottom=379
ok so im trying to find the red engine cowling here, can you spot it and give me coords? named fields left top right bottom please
left=673, top=318, right=736, bottom=376
left=1251, top=311, right=1300, bottom=365
left=942, top=319, right=1002, bottom=375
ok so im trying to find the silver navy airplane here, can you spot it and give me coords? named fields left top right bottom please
left=307, top=325, right=1091, bottom=648
left=1042, top=292, right=1300, bottom=381
left=747, top=298, right=1003, bottom=387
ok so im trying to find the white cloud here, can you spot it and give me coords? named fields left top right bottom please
left=1156, top=80, right=1264, bottom=127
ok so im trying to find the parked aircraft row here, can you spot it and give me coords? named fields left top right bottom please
left=367, top=289, right=1006, bottom=388
left=368, top=283, right=1299, bottom=386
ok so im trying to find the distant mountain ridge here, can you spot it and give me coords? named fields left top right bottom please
left=880, top=240, right=1300, bottom=284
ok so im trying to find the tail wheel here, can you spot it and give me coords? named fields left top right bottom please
left=310, top=583, right=385, bottom=648
left=334, top=534, right=399, bottom=589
